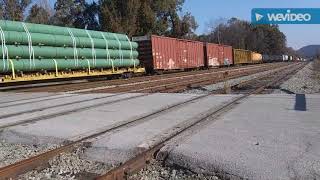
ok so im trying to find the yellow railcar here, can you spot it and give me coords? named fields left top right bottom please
left=251, top=52, right=263, bottom=63
left=233, top=49, right=253, bottom=64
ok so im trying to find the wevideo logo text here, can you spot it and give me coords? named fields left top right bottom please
left=252, top=8, right=320, bottom=24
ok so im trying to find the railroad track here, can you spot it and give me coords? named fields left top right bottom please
left=210, top=62, right=307, bottom=94
left=229, top=64, right=305, bottom=94
left=0, top=63, right=293, bottom=125
left=0, top=62, right=305, bottom=180
left=0, top=63, right=286, bottom=93
left=0, top=63, right=286, bottom=109
left=99, top=62, right=306, bottom=180
left=85, top=63, right=291, bottom=93
left=0, top=93, right=79, bottom=109
left=45, top=63, right=289, bottom=94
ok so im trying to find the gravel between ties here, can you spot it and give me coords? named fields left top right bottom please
left=129, top=161, right=220, bottom=180
left=0, top=141, right=59, bottom=168
left=18, top=145, right=111, bottom=180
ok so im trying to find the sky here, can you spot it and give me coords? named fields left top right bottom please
left=44, top=0, right=319, bottom=50
left=183, top=0, right=320, bottom=50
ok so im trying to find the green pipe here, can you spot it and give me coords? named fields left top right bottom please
left=0, top=59, right=139, bottom=73
left=0, top=20, right=129, bottom=41
left=1, top=45, right=138, bottom=59
left=3, top=31, right=138, bottom=49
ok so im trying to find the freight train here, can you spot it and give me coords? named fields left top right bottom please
left=0, top=20, right=297, bottom=84
left=133, top=35, right=293, bottom=73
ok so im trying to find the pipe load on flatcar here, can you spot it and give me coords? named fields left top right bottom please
left=0, top=20, right=143, bottom=83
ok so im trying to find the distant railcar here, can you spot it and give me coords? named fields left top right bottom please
left=282, top=55, right=289, bottom=61
left=233, top=49, right=253, bottom=64
left=133, top=35, right=205, bottom=73
left=262, top=54, right=290, bottom=62
left=204, top=43, right=233, bottom=67
left=251, top=52, right=263, bottom=63
left=262, top=55, right=271, bottom=63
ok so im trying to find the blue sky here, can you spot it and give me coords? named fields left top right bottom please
left=45, top=0, right=319, bottom=49
left=183, top=0, right=320, bottom=49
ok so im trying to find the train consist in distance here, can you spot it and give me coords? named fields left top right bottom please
left=0, top=20, right=302, bottom=84
left=133, top=35, right=299, bottom=73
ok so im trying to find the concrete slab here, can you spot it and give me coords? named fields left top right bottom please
left=0, top=93, right=113, bottom=117
left=0, top=93, right=138, bottom=127
left=0, top=94, right=77, bottom=110
left=0, top=92, right=55, bottom=104
left=0, top=93, right=199, bottom=145
left=165, top=94, right=320, bottom=180
left=83, top=95, right=238, bottom=165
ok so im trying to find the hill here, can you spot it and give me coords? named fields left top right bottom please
left=298, top=45, right=320, bottom=58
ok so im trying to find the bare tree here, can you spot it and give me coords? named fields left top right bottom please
left=38, top=0, right=54, bottom=16
left=1, top=0, right=31, bottom=21
left=26, top=0, right=52, bottom=24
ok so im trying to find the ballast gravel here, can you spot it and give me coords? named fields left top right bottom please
left=129, top=161, right=220, bottom=180
left=279, top=61, right=320, bottom=94
left=18, top=146, right=110, bottom=180
left=0, top=140, right=59, bottom=168
left=184, top=65, right=285, bottom=94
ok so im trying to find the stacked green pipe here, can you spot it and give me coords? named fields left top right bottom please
left=0, top=20, right=139, bottom=73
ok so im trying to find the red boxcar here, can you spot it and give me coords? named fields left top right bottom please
left=204, top=43, right=233, bottom=67
left=133, top=35, right=205, bottom=73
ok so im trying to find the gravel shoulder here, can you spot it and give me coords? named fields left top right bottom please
left=279, top=61, right=320, bottom=94
left=184, top=64, right=290, bottom=94
left=184, top=62, right=320, bottom=95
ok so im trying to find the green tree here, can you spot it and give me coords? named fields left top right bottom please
left=180, top=12, right=198, bottom=39
left=98, top=0, right=197, bottom=38
left=135, top=0, right=156, bottom=35
left=203, top=17, right=287, bottom=55
left=99, top=0, right=141, bottom=36
left=51, top=0, right=86, bottom=27
left=73, top=1, right=100, bottom=30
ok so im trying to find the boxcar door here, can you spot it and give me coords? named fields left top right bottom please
left=178, top=40, right=188, bottom=69
left=223, top=46, right=233, bottom=65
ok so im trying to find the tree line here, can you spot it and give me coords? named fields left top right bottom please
left=199, top=18, right=295, bottom=55
left=0, top=0, right=198, bottom=38
left=0, top=0, right=293, bottom=55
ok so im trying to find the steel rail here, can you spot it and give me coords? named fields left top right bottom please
left=96, top=63, right=305, bottom=180
left=0, top=84, right=230, bottom=179
left=83, top=63, right=286, bottom=93
left=0, top=63, right=278, bottom=119
left=127, top=63, right=293, bottom=93
left=10, top=63, right=283, bottom=93
left=0, top=63, right=302, bottom=179
left=0, top=63, right=280, bottom=124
